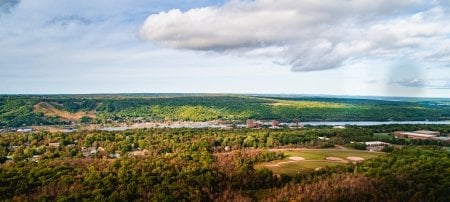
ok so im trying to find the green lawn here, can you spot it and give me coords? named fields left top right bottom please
left=283, top=149, right=383, bottom=160
left=256, top=149, right=384, bottom=175
left=256, top=161, right=344, bottom=175
left=374, top=133, right=390, bottom=136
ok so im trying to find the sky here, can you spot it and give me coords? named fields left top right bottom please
left=1, top=0, right=450, bottom=97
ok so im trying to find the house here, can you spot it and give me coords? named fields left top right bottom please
left=246, top=119, right=254, bottom=128
left=81, top=147, right=98, bottom=157
left=130, top=149, right=149, bottom=157
left=49, top=142, right=60, bottom=147
left=365, top=141, right=389, bottom=152
left=224, top=146, right=231, bottom=152
left=31, top=155, right=41, bottom=162
left=271, top=120, right=280, bottom=128
left=333, top=126, right=346, bottom=129
left=109, top=152, right=121, bottom=158
left=90, top=148, right=98, bottom=155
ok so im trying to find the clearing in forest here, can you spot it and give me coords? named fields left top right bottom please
left=33, top=102, right=96, bottom=122
left=255, top=149, right=383, bottom=175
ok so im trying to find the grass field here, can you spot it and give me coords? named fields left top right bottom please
left=256, top=149, right=384, bottom=175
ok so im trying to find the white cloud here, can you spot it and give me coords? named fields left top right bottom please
left=140, top=0, right=450, bottom=71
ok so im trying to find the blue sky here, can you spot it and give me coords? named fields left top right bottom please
left=1, top=0, right=450, bottom=97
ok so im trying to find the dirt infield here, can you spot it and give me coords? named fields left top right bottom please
left=325, top=157, right=347, bottom=162
left=265, top=156, right=305, bottom=167
left=288, top=156, right=305, bottom=161
left=346, top=156, right=365, bottom=161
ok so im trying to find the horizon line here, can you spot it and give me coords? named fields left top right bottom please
left=0, top=92, right=449, bottom=99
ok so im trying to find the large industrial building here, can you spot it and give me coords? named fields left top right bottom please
left=393, top=130, right=448, bottom=142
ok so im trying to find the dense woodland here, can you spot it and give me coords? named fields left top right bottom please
left=1, top=95, right=449, bottom=201
left=0, top=126, right=449, bottom=201
left=1, top=94, right=450, bottom=127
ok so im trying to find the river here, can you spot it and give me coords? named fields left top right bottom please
left=100, top=120, right=450, bottom=131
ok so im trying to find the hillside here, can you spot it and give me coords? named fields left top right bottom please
left=33, top=102, right=96, bottom=122
left=1, top=94, right=450, bottom=127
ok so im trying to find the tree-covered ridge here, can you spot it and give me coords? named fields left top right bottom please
left=1, top=94, right=450, bottom=127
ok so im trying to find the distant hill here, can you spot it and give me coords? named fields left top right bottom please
left=1, top=94, right=450, bottom=127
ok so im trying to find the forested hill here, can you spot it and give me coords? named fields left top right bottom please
left=1, top=94, right=450, bottom=127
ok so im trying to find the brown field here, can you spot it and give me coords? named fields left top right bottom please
left=33, top=102, right=96, bottom=122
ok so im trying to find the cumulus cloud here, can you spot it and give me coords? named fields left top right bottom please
left=140, top=0, right=450, bottom=71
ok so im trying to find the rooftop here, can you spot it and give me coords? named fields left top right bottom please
left=432, top=137, right=450, bottom=141
left=414, top=130, right=440, bottom=135
left=396, top=132, right=436, bottom=138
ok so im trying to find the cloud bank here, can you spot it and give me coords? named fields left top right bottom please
left=140, top=0, right=450, bottom=71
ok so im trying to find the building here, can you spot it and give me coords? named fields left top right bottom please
left=333, top=126, right=346, bottom=129
left=31, top=155, right=41, bottom=162
left=48, top=142, right=60, bottom=147
left=365, top=141, right=389, bottom=152
left=17, top=128, right=32, bottom=133
left=365, top=141, right=389, bottom=146
left=109, top=152, right=121, bottom=158
left=393, top=131, right=439, bottom=140
left=414, top=130, right=440, bottom=136
left=246, top=119, right=254, bottom=128
left=90, top=148, right=98, bottom=155
left=130, top=149, right=149, bottom=157
left=81, top=147, right=98, bottom=157
left=254, top=121, right=263, bottom=128
left=271, top=120, right=279, bottom=128
left=431, top=136, right=450, bottom=143
left=224, top=146, right=231, bottom=152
